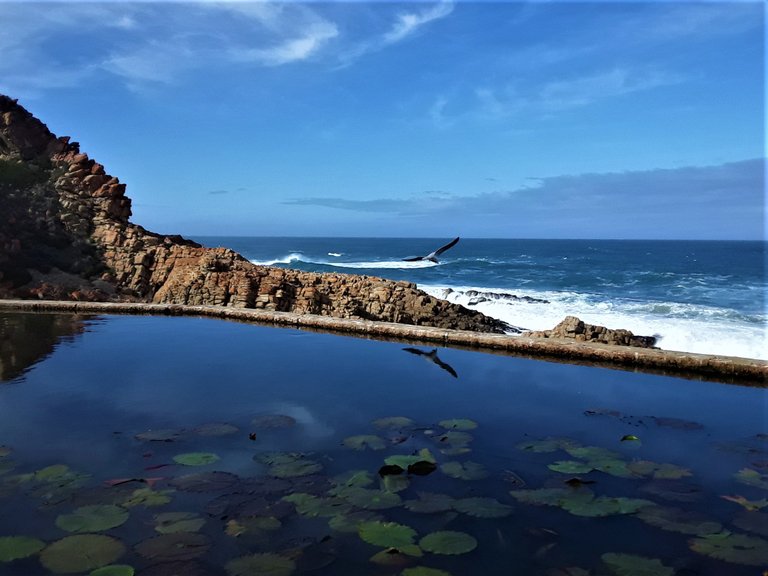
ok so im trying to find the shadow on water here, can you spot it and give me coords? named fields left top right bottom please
left=0, top=313, right=94, bottom=382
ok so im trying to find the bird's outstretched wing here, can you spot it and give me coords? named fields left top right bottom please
left=433, top=357, right=458, bottom=378
left=401, top=256, right=425, bottom=262
left=433, top=236, right=460, bottom=257
left=402, top=347, right=427, bottom=356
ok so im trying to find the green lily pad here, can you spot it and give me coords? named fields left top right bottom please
left=735, top=468, right=768, bottom=490
left=402, top=568, right=452, bottom=576
left=510, top=487, right=594, bottom=507
left=169, top=471, right=239, bottom=492
left=134, top=429, right=184, bottom=442
left=438, top=419, right=477, bottom=431
left=41, top=535, right=126, bottom=574
left=135, top=532, right=211, bottom=562
left=226, top=552, right=296, bottom=576
left=548, top=461, right=595, bottom=474
left=331, top=470, right=374, bottom=490
left=172, top=452, right=219, bottom=466
left=436, top=431, right=473, bottom=448
left=563, top=496, right=655, bottom=517
left=251, top=414, right=297, bottom=429
left=516, top=437, right=580, bottom=453
left=565, top=445, right=621, bottom=461
left=636, top=506, right=722, bottom=535
left=453, top=497, right=513, bottom=518
left=283, top=493, right=352, bottom=517
left=341, top=487, right=402, bottom=510
left=343, top=435, right=386, bottom=451
left=419, top=531, right=477, bottom=555
left=721, top=495, right=768, bottom=511
left=154, top=512, right=205, bottom=534
left=122, top=488, right=173, bottom=508
left=56, top=505, right=129, bottom=533
left=385, top=449, right=436, bottom=469
left=627, top=460, right=691, bottom=480
left=193, top=422, right=239, bottom=436
left=441, top=461, right=488, bottom=480
left=404, top=492, right=456, bottom=514
left=89, top=566, right=135, bottom=576
left=270, top=458, right=323, bottom=478
left=359, top=521, right=417, bottom=548
left=689, top=531, right=768, bottom=566
left=590, top=459, right=637, bottom=479
left=0, top=535, right=45, bottom=562
left=373, top=416, right=414, bottom=429
left=328, top=510, right=383, bottom=533
left=601, top=552, right=674, bottom=576
left=639, top=480, right=702, bottom=502
left=369, top=547, right=413, bottom=566
left=382, top=474, right=411, bottom=493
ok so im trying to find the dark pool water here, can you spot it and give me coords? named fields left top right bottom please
left=0, top=313, right=766, bottom=576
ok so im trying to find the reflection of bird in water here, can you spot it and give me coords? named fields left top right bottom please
left=402, top=347, right=458, bottom=378
left=402, top=237, right=460, bottom=263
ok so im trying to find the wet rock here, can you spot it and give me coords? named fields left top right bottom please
left=525, top=315, right=657, bottom=348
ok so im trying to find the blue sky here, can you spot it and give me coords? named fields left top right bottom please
left=1, top=1, right=764, bottom=239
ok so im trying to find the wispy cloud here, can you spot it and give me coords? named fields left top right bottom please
left=208, top=189, right=230, bottom=196
left=229, top=21, right=339, bottom=66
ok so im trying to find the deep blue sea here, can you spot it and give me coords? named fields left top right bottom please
left=195, top=237, right=767, bottom=360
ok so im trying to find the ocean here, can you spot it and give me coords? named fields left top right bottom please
left=195, top=237, right=767, bottom=361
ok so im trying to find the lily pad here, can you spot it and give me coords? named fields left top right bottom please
left=331, top=470, right=374, bottom=489
left=563, top=496, right=654, bottom=517
left=251, top=414, right=297, bottom=429
left=721, top=494, right=768, bottom=511
left=386, top=449, right=436, bottom=469
left=516, top=437, right=580, bottom=453
left=41, top=535, right=126, bottom=574
left=89, top=566, right=135, bottom=576
left=172, top=452, right=219, bottom=466
left=407, top=461, right=438, bottom=476
left=328, top=510, right=383, bottom=533
left=0, top=446, right=10, bottom=458
left=343, top=435, right=386, bottom=451
left=283, top=493, right=352, bottom=517
left=735, top=467, right=768, bottom=490
left=636, top=506, right=722, bottom=535
left=169, top=471, right=239, bottom=492
left=135, top=532, right=211, bottom=562
left=341, top=487, right=402, bottom=510
left=401, top=568, right=452, bottom=576
left=122, top=488, right=173, bottom=508
left=733, top=510, right=768, bottom=537
left=639, top=480, right=702, bottom=502
left=601, top=552, right=674, bottom=576
left=373, top=416, right=414, bottom=429
left=565, top=445, right=620, bottom=461
left=438, top=419, right=477, bottom=430
left=154, top=512, right=205, bottom=534
left=419, top=531, right=477, bottom=555
left=689, top=531, right=768, bottom=566
left=510, top=488, right=594, bottom=508
left=382, top=474, right=411, bottom=493
left=226, top=553, right=296, bottom=576
left=627, top=460, right=691, bottom=480
left=405, top=492, right=455, bottom=514
left=193, top=422, right=239, bottom=437
left=0, top=535, right=45, bottom=562
left=548, top=461, right=595, bottom=475
left=369, top=547, right=413, bottom=567
left=56, top=505, right=129, bottom=533
left=453, top=497, right=513, bottom=518
left=441, top=461, right=488, bottom=480
left=270, top=459, right=323, bottom=478
left=359, top=521, right=417, bottom=548
left=135, top=429, right=184, bottom=442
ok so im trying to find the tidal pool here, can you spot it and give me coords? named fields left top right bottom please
left=0, top=313, right=766, bottom=576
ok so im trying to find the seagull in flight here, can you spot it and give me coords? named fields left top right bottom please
left=402, top=237, right=460, bottom=263
left=402, top=348, right=458, bottom=378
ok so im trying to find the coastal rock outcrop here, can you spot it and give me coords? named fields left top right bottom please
left=524, top=315, right=657, bottom=348
left=0, top=95, right=506, bottom=332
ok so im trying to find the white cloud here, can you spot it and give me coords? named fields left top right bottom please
left=383, top=2, right=455, bottom=45
left=229, top=21, right=339, bottom=66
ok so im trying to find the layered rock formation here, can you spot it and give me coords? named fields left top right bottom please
left=525, top=315, right=657, bottom=348
left=0, top=95, right=506, bottom=332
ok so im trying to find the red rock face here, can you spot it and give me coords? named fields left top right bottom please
left=0, top=95, right=506, bottom=333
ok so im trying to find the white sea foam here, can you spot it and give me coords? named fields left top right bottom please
left=421, top=284, right=768, bottom=361
left=328, top=252, right=343, bottom=257
left=250, top=253, right=307, bottom=266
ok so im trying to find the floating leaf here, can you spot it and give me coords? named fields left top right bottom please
left=172, top=452, right=219, bottom=466
left=404, top=492, right=456, bottom=514
left=0, top=536, right=45, bottom=562
left=689, top=531, right=768, bottom=566
left=251, top=414, right=296, bottom=429
left=438, top=419, right=477, bottom=431
left=359, top=521, right=417, bottom=548
left=407, top=461, right=438, bottom=476
left=283, top=493, right=352, bottom=517
left=510, top=488, right=594, bottom=508
left=226, top=553, right=296, bottom=576
left=332, top=470, right=374, bottom=489
left=379, top=464, right=405, bottom=477
left=122, top=488, right=173, bottom=508
left=270, top=459, right=323, bottom=478
left=565, top=446, right=620, bottom=461
left=373, top=417, right=414, bottom=429
left=343, top=435, right=386, bottom=451
left=154, top=512, right=205, bottom=534
left=735, top=468, right=768, bottom=490
left=89, top=566, right=135, bottom=576
left=636, top=506, right=722, bottom=535
left=419, top=531, right=477, bottom=555
left=453, top=497, right=513, bottom=518
left=135, top=429, right=183, bottom=442
left=56, top=505, right=129, bottom=533
left=627, top=460, right=691, bottom=480
left=441, top=461, right=488, bottom=480
left=369, top=547, right=413, bottom=567
left=41, top=535, right=126, bottom=574
left=328, top=510, right=383, bottom=533
left=639, top=480, right=702, bottom=502
left=436, top=431, right=473, bottom=446
left=516, top=437, right=579, bottom=453
left=721, top=495, right=768, bottom=511
left=620, top=435, right=640, bottom=442
left=563, top=496, right=654, bottom=517
left=0, top=446, right=10, bottom=458
left=382, top=474, right=410, bottom=493
left=341, top=487, right=402, bottom=510
left=169, top=471, right=239, bottom=492
left=590, top=459, right=637, bottom=479
left=135, top=533, right=211, bottom=562
left=733, top=510, right=768, bottom=537
left=601, top=552, right=674, bottom=576
left=193, top=423, right=239, bottom=437
left=549, top=461, right=595, bottom=475
left=386, top=449, right=436, bottom=469
left=401, top=568, right=452, bottom=576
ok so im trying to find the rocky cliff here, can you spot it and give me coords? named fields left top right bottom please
left=0, top=95, right=507, bottom=332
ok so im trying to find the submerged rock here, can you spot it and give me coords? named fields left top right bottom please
left=0, top=95, right=506, bottom=333
left=525, top=316, right=657, bottom=348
